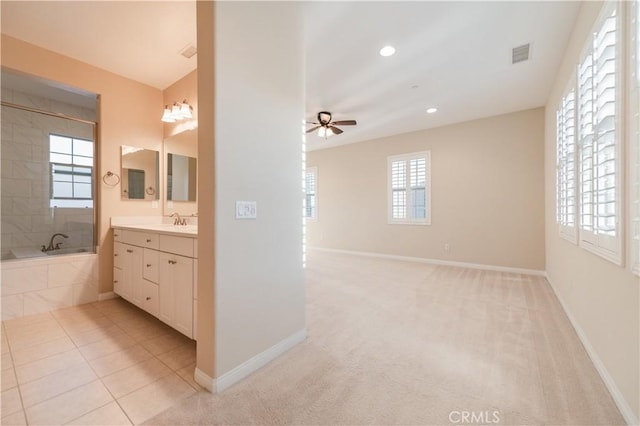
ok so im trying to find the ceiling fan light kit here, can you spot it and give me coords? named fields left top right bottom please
left=306, top=111, right=357, bottom=139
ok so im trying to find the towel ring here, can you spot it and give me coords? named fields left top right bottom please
left=103, top=171, right=121, bottom=186
left=145, top=187, right=155, bottom=195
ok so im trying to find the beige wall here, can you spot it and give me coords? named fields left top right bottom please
left=307, top=108, right=545, bottom=271
left=213, top=1, right=305, bottom=377
left=1, top=35, right=164, bottom=295
left=544, top=1, right=639, bottom=422
left=195, top=0, right=215, bottom=380
left=162, top=70, right=197, bottom=217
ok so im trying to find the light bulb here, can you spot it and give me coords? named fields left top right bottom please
left=161, top=106, right=175, bottom=123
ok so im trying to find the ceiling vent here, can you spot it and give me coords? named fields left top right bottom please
left=512, top=43, right=530, bottom=64
left=180, top=45, right=197, bottom=59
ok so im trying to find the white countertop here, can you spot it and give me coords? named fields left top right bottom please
left=112, top=223, right=197, bottom=237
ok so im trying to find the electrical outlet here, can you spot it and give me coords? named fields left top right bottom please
left=235, top=201, right=257, bottom=219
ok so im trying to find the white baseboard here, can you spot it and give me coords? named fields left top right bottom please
left=310, top=247, right=546, bottom=276
left=97, top=292, right=117, bottom=301
left=546, top=275, right=638, bottom=426
left=216, top=328, right=307, bottom=393
left=194, top=367, right=215, bottom=393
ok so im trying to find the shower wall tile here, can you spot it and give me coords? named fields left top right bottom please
left=13, top=92, right=51, bottom=111
left=1, top=160, right=13, bottom=178
left=11, top=232, right=50, bottom=251
left=2, top=141, right=33, bottom=162
left=11, top=161, right=43, bottom=180
left=2, top=295, right=24, bottom=320
left=1, top=88, right=13, bottom=102
left=1, top=265, right=47, bottom=296
left=1, top=107, right=32, bottom=128
left=1, top=216, right=32, bottom=234
left=13, top=125, right=43, bottom=146
left=23, top=286, right=73, bottom=316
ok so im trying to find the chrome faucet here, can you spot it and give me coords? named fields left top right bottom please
left=171, top=212, right=187, bottom=226
left=41, top=233, right=69, bottom=252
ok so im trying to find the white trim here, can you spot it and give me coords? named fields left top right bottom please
left=98, top=292, right=117, bottom=301
left=216, top=328, right=307, bottom=393
left=545, top=274, right=639, bottom=426
left=310, top=247, right=546, bottom=276
left=194, top=367, right=216, bottom=393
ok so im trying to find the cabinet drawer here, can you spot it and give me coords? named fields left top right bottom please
left=113, top=228, right=123, bottom=242
left=159, top=235, right=194, bottom=258
left=142, top=280, right=159, bottom=317
left=122, top=230, right=159, bottom=250
left=113, top=242, right=123, bottom=269
left=143, top=248, right=159, bottom=284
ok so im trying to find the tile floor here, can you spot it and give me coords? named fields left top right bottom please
left=1, top=298, right=200, bottom=425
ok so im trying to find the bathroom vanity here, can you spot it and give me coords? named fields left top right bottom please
left=112, top=223, right=198, bottom=340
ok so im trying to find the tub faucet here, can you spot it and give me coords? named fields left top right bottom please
left=41, top=233, right=69, bottom=252
left=171, top=212, right=187, bottom=226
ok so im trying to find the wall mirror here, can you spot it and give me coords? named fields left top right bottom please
left=167, top=153, right=197, bottom=201
left=121, top=145, right=160, bottom=200
left=163, top=129, right=197, bottom=213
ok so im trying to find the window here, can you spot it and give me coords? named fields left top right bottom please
left=305, top=167, right=317, bottom=220
left=577, top=2, right=622, bottom=264
left=49, top=134, right=94, bottom=208
left=388, top=151, right=430, bottom=225
left=556, top=82, right=578, bottom=243
left=631, top=0, right=640, bottom=275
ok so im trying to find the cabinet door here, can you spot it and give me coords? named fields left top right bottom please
left=158, top=252, right=194, bottom=338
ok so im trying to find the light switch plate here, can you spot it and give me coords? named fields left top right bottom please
left=235, top=201, right=257, bottom=219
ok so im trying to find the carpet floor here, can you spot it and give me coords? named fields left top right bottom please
left=146, top=251, right=625, bottom=425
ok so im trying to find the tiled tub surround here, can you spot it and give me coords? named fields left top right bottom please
left=1, top=253, right=99, bottom=320
left=1, top=88, right=96, bottom=261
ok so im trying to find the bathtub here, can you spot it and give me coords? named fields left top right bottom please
left=1, top=248, right=98, bottom=320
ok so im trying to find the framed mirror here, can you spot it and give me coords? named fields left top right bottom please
left=121, top=146, right=159, bottom=200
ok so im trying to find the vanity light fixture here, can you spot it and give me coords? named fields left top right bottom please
left=161, top=100, right=193, bottom=122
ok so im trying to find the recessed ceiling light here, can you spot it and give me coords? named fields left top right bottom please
left=426, top=107, right=438, bottom=114
left=379, top=46, right=395, bottom=57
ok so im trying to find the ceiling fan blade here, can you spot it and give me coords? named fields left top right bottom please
left=329, top=126, right=344, bottom=135
left=306, top=121, right=319, bottom=125
left=331, top=120, right=357, bottom=126
left=306, top=126, right=321, bottom=133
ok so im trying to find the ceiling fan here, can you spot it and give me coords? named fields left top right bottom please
left=306, top=111, right=357, bottom=138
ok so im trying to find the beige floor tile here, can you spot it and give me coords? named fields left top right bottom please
left=1, top=409, right=26, bottom=426
left=102, top=358, right=172, bottom=399
left=1, top=387, right=23, bottom=417
left=14, top=348, right=85, bottom=384
left=67, top=323, right=123, bottom=347
left=55, top=313, right=114, bottom=335
left=156, top=342, right=196, bottom=371
left=1, top=327, right=9, bottom=354
left=24, top=380, right=113, bottom=425
left=88, top=344, right=153, bottom=378
left=139, top=330, right=191, bottom=356
left=2, top=313, right=53, bottom=331
left=117, top=373, right=195, bottom=424
left=2, top=351, right=13, bottom=371
left=5, top=322, right=67, bottom=350
left=50, top=304, right=101, bottom=319
left=66, top=401, right=132, bottom=425
left=77, top=330, right=136, bottom=360
left=1, top=367, right=17, bottom=391
left=20, top=362, right=97, bottom=408
left=120, top=320, right=174, bottom=342
left=10, top=336, right=75, bottom=367
left=175, top=363, right=203, bottom=391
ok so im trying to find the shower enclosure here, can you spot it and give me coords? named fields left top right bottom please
left=1, top=71, right=97, bottom=261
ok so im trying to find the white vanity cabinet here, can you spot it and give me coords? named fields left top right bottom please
left=113, top=227, right=197, bottom=339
